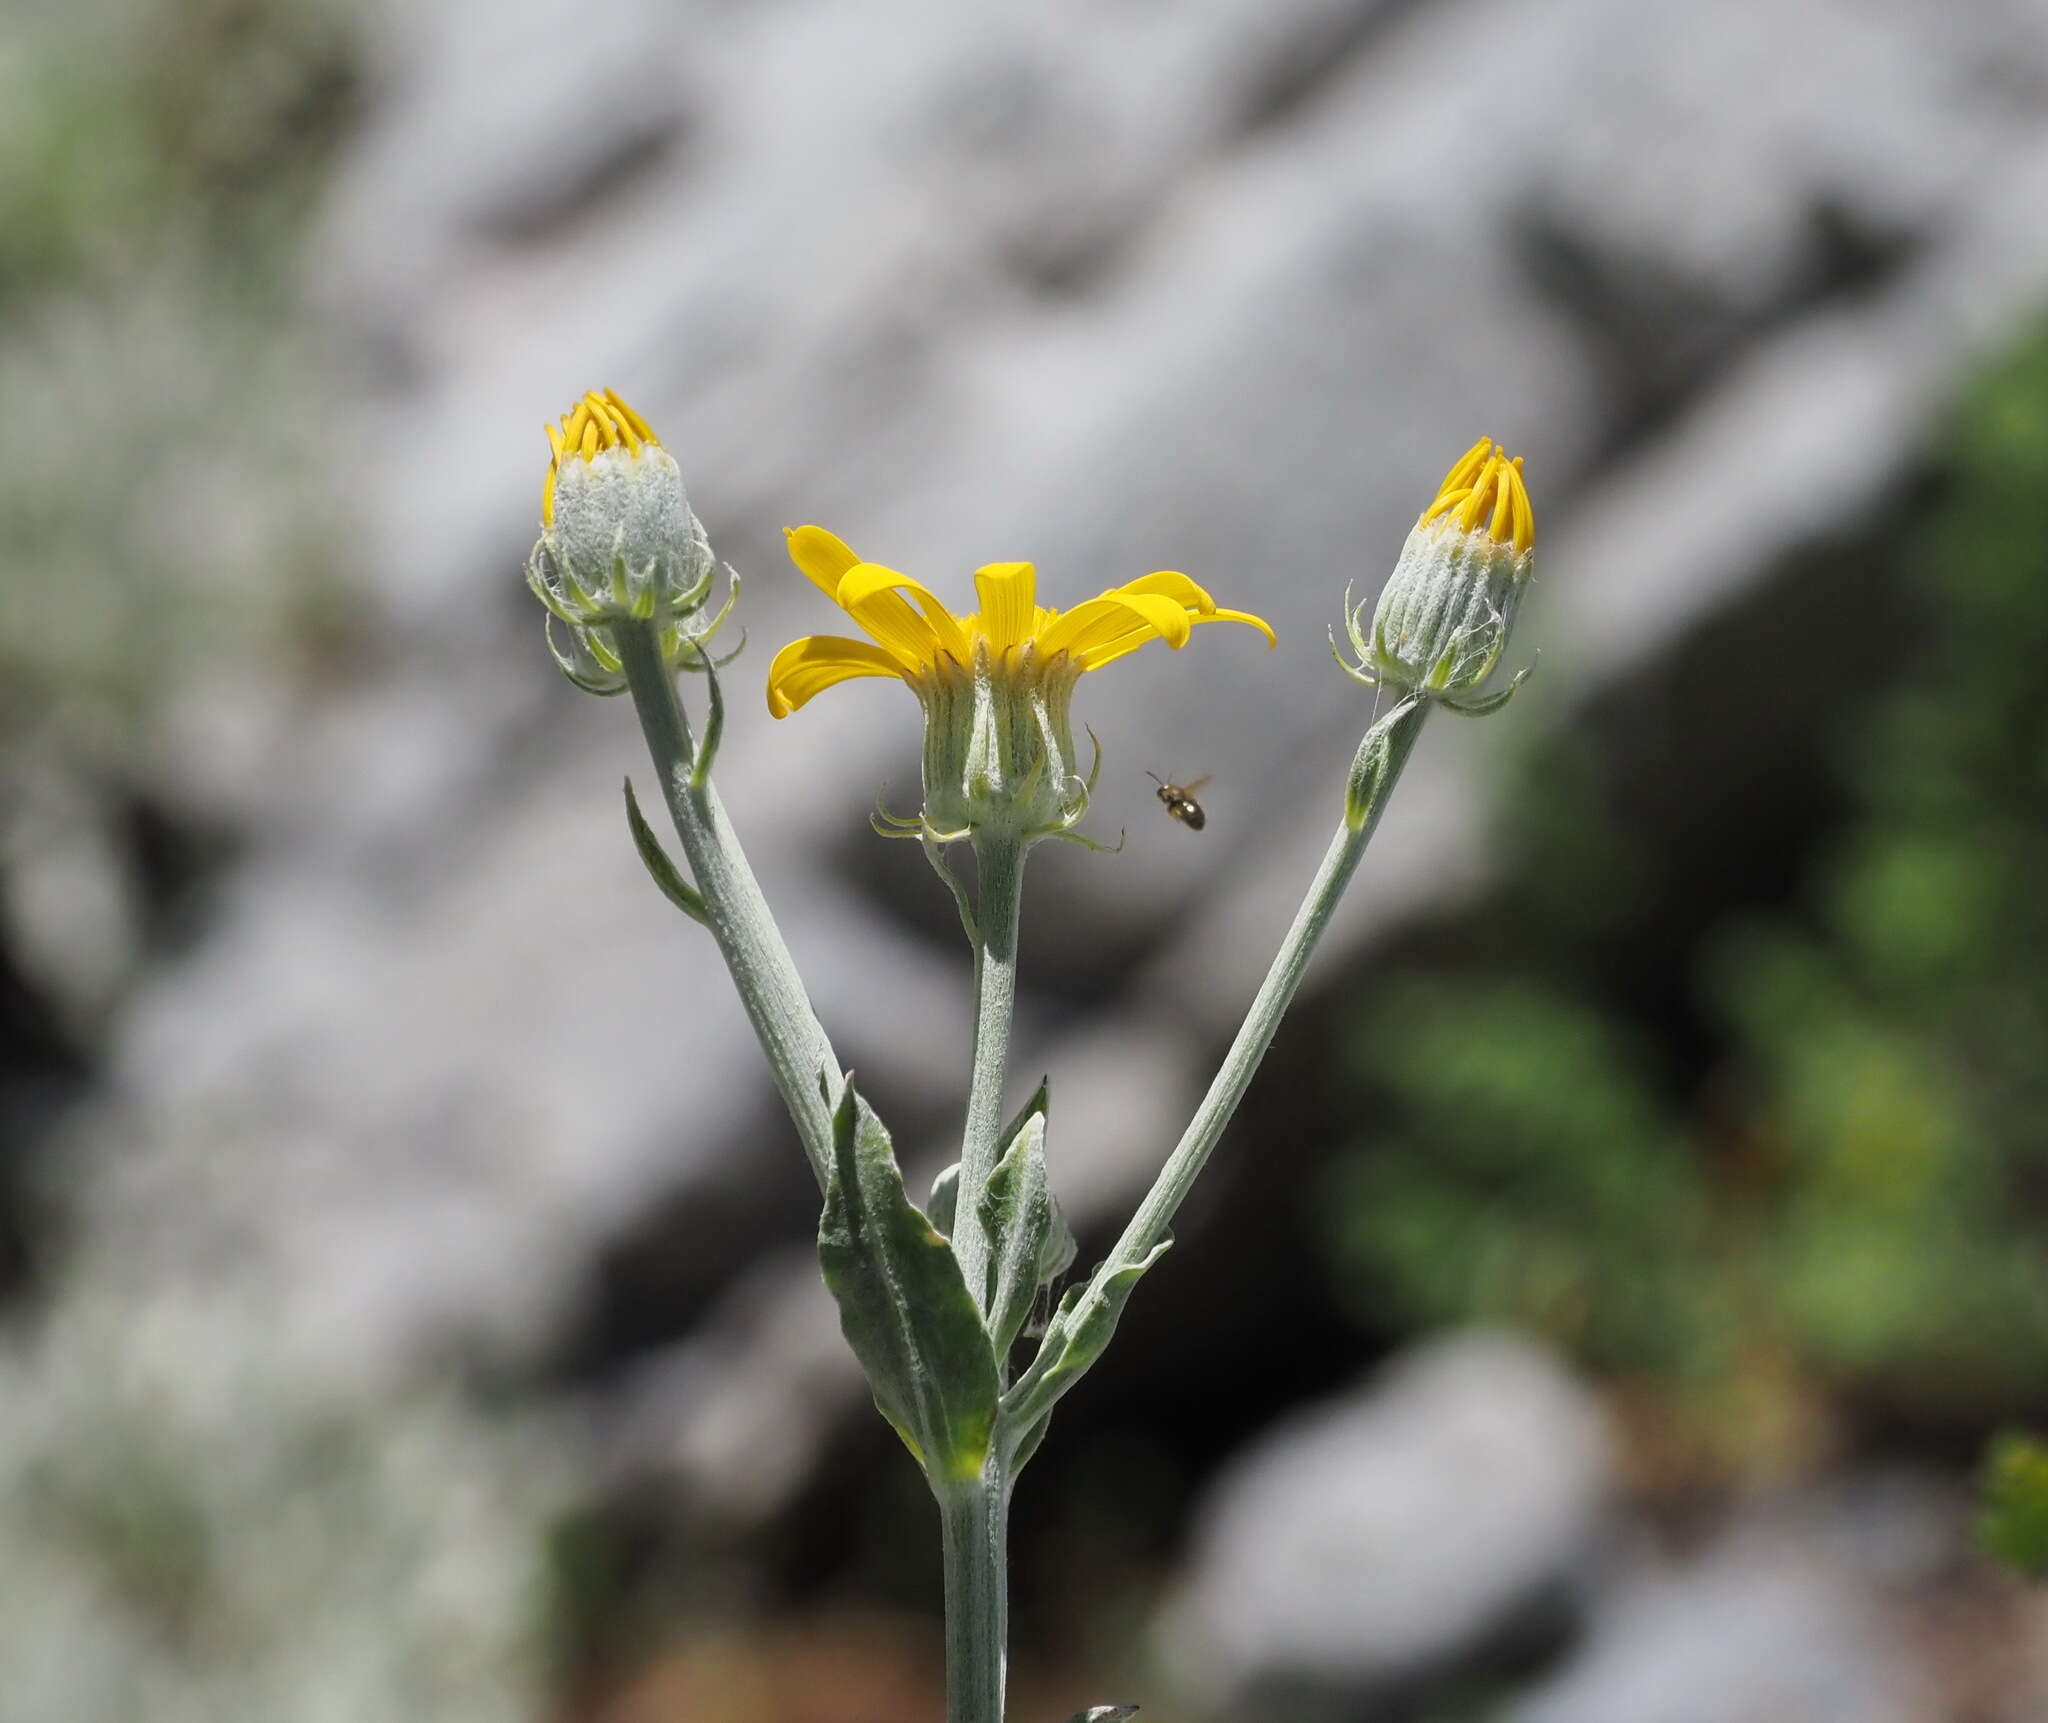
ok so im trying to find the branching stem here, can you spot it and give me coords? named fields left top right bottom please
left=1004, top=697, right=1430, bottom=1433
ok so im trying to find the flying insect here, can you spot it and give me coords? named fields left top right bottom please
left=1147, top=772, right=1210, bottom=831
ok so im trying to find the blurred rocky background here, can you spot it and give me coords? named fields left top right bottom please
left=6, top=0, right=2048, bottom=1717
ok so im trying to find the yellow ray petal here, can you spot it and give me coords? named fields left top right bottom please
left=1075, top=606, right=1276, bottom=671
left=1504, top=456, right=1534, bottom=553
left=1204, top=604, right=1277, bottom=648
left=1426, top=437, right=1494, bottom=519
left=1038, top=588, right=1196, bottom=660
left=1488, top=459, right=1516, bottom=543
left=835, top=562, right=971, bottom=670
left=1117, top=570, right=1218, bottom=614
left=972, top=561, right=1038, bottom=652
left=765, top=635, right=906, bottom=718
left=602, top=389, right=658, bottom=446
left=786, top=525, right=863, bottom=598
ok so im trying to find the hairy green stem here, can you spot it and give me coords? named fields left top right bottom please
left=614, top=621, right=840, bottom=1190
left=1004, top=696, right=1429, bottom=1432
left=954, top=834, right=1027, bottom=1309
left=940, top=1472, right=1011, bottom=1723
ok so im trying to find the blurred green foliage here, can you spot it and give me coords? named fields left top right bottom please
left=0, top=0, right=357, bottom=732
left=1326, top=319, right=2048, bottom=1475
left=0, top=0, right=354, bottom=296
left=1979, top=1432, right=2048, bottom=1580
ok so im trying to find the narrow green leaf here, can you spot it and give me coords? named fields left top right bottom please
left=1003, top=1241, right=1172, bottom=1441
left=1008, top=1406, right=1053, bottom=1477
left=998, top=1075, right=1051, bottom=1158
left=999, top=1076, right=1070, bottom=1283
left=1441, top=660, right=1534, bottom=718
left=927, top=1162, right=960, bottom=1238
left=817, top=1084, right=998, bottom=1483
left=920, top=829, right=978, bottom=942
left=1066, top=1708, right=1139, bottom=1722
left=1344, top=718, right=1395, bottom=833
left=691, top=652, right=726, bottom=788
left=1039, top=1199, right=1078, bottom=1285
left=978, top=1114, right=1056, bottom=1357
left=1344, top=695, right=1424, bottom=832
left=623, top=779, right=708, bottom=925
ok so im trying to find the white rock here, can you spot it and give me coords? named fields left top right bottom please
left=1162, top=1331, right=1610, bottom=1706
left=1505, top=1532, right=1932, bottom=1723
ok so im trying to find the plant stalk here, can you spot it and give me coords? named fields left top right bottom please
left=953, top=833, right=1027, bottom=1307
left=940, top=1470, right=1011, bottom=1723
left=1004, top=696, right=1429, bottom=1430
left=614, top=621, right=840, bottom=1191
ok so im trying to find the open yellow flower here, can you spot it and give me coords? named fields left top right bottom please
left=766, top=528, right=1274, bottom=716
left=767, top=527, right=1275, bottom=840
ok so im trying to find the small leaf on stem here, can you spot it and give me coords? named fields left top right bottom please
left=978, top=1114, right=1067, bottom=1357
left=623, top=779, right=707, bottom=925
left=927, top=1162, right=960, bottom=1238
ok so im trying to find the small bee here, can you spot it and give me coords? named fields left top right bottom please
left=1147, top=771, right=1211, bottom=831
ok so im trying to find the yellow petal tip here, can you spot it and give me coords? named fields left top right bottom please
left=1420, top=438, right=1534, bottom=556
left=540, top=387, right=661, bottom=523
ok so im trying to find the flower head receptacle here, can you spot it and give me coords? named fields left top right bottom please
left=1336, top=438, right=1535, bottom=717
left=766, top=528, right=1275, bottom=845
left=527, top=390, right=737, bottom=693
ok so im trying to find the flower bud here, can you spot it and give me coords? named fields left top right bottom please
left=527, top=389, right=717, bottom=626
left=1335, top=438, right=1535, bottom=715
left=527, top=390, right=737, bottom=691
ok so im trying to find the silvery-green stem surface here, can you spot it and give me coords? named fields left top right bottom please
left=953, top=834, right=1026, bottom=1309
left=614, top=621, right=840, bottom=1191
left=1003, top=696, right=1429, bottom=1434
left=940, top=1471, right=1010, bottom=1723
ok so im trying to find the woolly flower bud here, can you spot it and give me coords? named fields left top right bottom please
left=1335, top=438, right=1535, bottom=716
left=527, top=390, right=736, bottom=693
